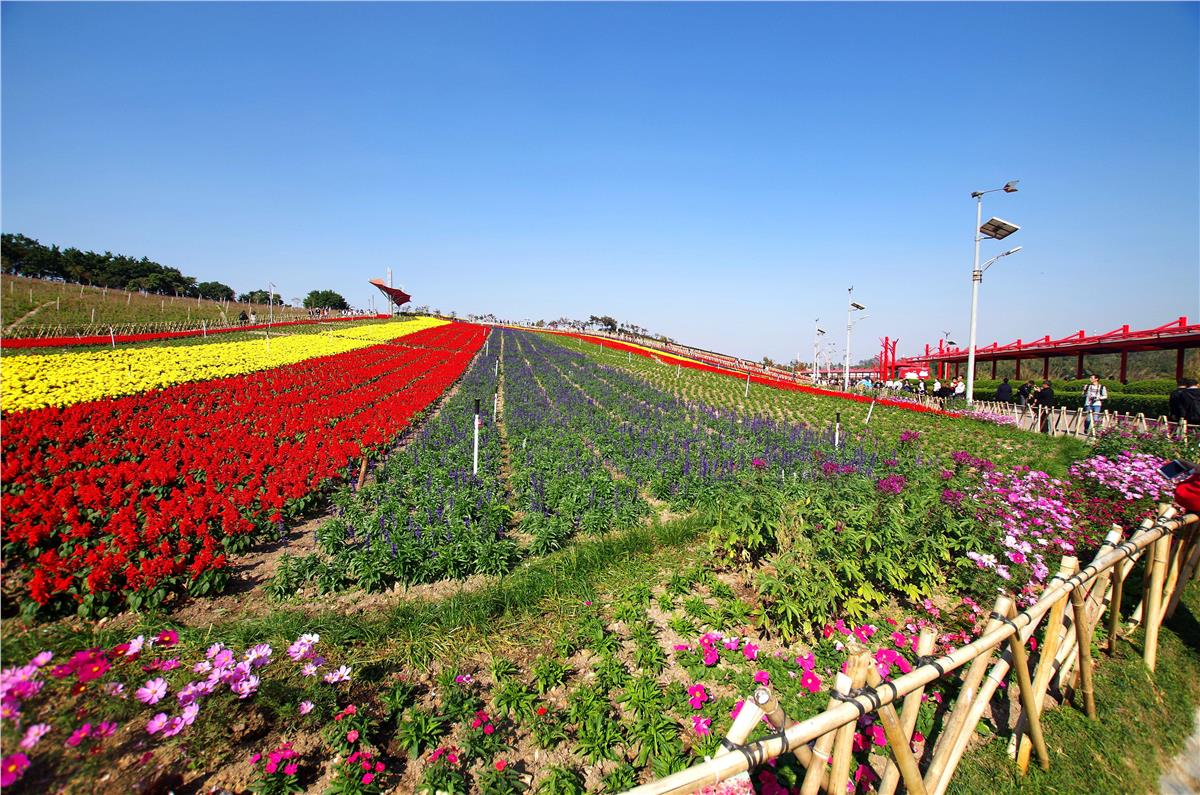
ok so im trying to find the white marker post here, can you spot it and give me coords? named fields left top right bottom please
left=472, top=398, right=481, bottom=476
left=834, top=411, right=841, bottom=449
left=865, top=399, right=876, bottom=425
left=745, top=371, right=750, bottom=399
left=109, top=327, right=115, bottom=349
left=202, top=320, right=207, bottom=338
left=493, top=392, right=498, bottom=422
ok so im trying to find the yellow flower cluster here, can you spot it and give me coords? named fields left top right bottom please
left=1, top=317, right=449, bottom=413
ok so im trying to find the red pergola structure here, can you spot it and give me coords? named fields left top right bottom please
left=890, top=316, right=1200, bottom=383
left=369, top=279, right=412, bottom=311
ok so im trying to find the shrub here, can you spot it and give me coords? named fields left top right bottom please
left=1122, top=379, right=1181, bottom=395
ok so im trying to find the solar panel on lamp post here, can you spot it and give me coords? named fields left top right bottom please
left=844, top=287, right=867, bottom=391
left=967, top=180, right=1021, bottom=405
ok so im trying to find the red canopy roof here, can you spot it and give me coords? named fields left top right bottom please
left=369, top=279, right=412, bottom=306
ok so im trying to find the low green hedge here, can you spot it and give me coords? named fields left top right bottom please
left=1122, top=379, right=1180, bottom=395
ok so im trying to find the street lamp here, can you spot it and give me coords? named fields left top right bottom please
left=813, top=320, right=826, bottom=384
left=844, top=287, right=867, bottom=390
left=967, top=181, right=1021, bottom=404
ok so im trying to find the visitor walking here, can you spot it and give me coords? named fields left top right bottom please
left=1017, top=380, right=1034, bottom=407
left=1032, top=380, right=1055, bottom=433
left=1082, top=374, right=1108, bottom=433
left=996, top=377, right=1013, bottom=402
left=1168, top=378, right=1200, bottom=424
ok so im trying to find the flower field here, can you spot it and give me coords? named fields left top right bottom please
left=0, top=316, right=448, bottom=412
left=1, top=321, right=485, bottom=618
left=1, top=324, right=1195, bottom=794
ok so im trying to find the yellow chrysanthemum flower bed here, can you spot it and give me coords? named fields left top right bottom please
left=1, top=317, right=449, bottom=413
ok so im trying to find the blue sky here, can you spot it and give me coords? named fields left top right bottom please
left=3, top=2, right=1197, bottom=362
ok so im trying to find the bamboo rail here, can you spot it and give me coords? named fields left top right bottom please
left=625, top=506, right=1197, bottom=795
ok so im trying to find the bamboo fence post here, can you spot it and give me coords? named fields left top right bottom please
left=865, top=661, right=929, bottom=795
left=828, top=651, right=870, bottom=795
left=932, top=602, right=1048, bottom=795
left=1143, top=533, right=1170, bottom=671
left=1124, top=507, right=1179, bottom=633
left=923, top=597, right=1008, bottom=790
left=1068, top=586, right=1097, bottom=719
left=1013, top=556, right=1077, bottom=772
left=1165, top=535, right=1200, bottom=620
left=1107, top=553, right=1126, bottom=657
left=1003, top=597, right=1051, bottom=771
left=878, top=627, right=937, bottom=795
left=1159, top=522, right=1199, bottom=623
left=798, top=676, right=849, bottom=795
left=753, top=689, right=831, bottom=793
left=715, top=698, right=766, bottom=758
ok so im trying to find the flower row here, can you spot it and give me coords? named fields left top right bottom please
left=0, top=316, right=447, bottom=412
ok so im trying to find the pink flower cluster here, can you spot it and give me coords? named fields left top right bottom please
left=471, top=710, right=496, bottom=735
left=1069, top=452, right=1171, bottom=502
left=971, top=467, right=1078, bottom=585
left=347, top=750, right=386, bottom=785
left=250, top=742, right=301, bottom=777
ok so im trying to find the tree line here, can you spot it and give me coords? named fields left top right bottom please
left=2, top=233, right=349, bottom=309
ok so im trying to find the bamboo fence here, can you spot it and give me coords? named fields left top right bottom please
left=625, top=505, right=1199, bottom=795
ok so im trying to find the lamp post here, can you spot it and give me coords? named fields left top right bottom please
left=967, top=180, right=1020, bottom=404
left=843, top=288, right=867, bottom=390
left=813, top=320, right=826, bottom=384
left=267, top=282, right=276, bottom=326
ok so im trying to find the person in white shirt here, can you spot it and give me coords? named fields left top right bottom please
left=953, top=378, right=966, bottom=398
left=932, top=378, right=942, bottom=394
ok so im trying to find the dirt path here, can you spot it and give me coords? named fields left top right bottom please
left=3, top=299, right=56, bottom=333
left=1160, top=709, right=1200, bottom=794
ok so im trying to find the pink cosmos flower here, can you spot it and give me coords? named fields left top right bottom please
left=742, top=643, right=759, bottom=661
left=95, top=722, right=117, bottom=738
left=299, top=700, right=314, bottom=715
left=723, top=637, right=741, bottom=651
left=1, top=753, right=30, bottom=787
left=181, top=703, right=199, bottom=726
left=156, top=630, right=179, bottom=647
left=66, top=723, right=92, bottom=747
left=324, top=665, right=352, bottom=684
left=795, top=653, right=815, bottom=672
left=136, top=677, right=167, bottom=705
left=146, top=713, right=169, bottom=735
left=692, top=715, right=712, bottom=736
left=800, top=671, right=822, bottom=694
left=20, top=723, right=51, bottom=750
left=753, top=670, right=770, bottom=685
left=32, top=651, right=53, bottom=667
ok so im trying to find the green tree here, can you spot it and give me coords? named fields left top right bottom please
left=303, top=289, right=349, bottom=310
left=239, top=289, right=281, bottom=305
left=196, top=281, right=235, bottom=301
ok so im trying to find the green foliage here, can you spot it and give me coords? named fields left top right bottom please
left=575, top=711, right=624, bottom=763
left=394, top=708, right=445, bottom=758
left=602, top=763, right=640, bottom=793
left=492, top=679, right=538, bottom=720
left=535, top=766, right=585, bottom=795
left=476, top=764, right=527, bottom=795
left=303, top=289, right=350, bottom=310
left=531, top=655, right=570, bottom=694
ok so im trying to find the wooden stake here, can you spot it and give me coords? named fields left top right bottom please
left=1014, top=556, right=1076, bottom=772
left=799, top=675, right=850, bottom=795
left=1001, top=597, right=1050, bottom=772
left=924, top=597, right=1007, bottom=789
left=828, top=651, right=870, bottom=795
left=1107, top=549, right=1127, bottom=656
left=1144, top=533, right=1169, bottom=671
left=356, top=457, right=369, bottom=491
left=878, top=627, right=937, bottom=795
left=865, top=661, right=928, bottom=795
left=754, top=689, right=831, bottom=793
left=1069, top=586, right=1097, bottom=719
left=1160, top=523, right=1199, bottom=623
left=1165, top=535, right=1200, bottom=620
